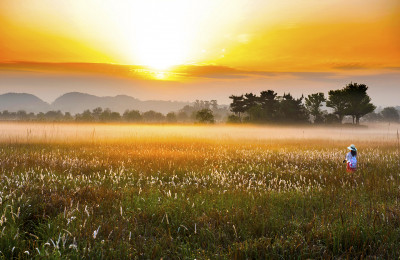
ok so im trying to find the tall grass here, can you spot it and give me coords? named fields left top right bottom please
left=0, top=122, right=399, bottom=258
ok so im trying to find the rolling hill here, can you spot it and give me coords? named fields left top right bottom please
left=0, top=92, right=192, bottom=114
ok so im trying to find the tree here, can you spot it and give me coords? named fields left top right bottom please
left=123, top=110, right=142, bottom=122
left=259, top=90, right=279, bottom=121
left=342, top=82, right=375, bottom=124
left=194, top=100, right=211, bottom=110
left=166, top=112, right=177, bottom=123
left=44, top=110, right=64, bottom=121
left=278, top=93, right=309, bottom=123
left=227, top=114, right=241, bottom=123
left=325, top=113, right=341, bottom=124
left=305, top=93, right=326, bottom=123
left=17, top=110, right=29, bottom=121
left=64, top=112, right=73, bottom=121
left=99, top=108, right=121, bottom=122
left=229, top=95, right=246, bottom=122
left=76, top=110, right=94, bottom=122
left=177, top=111, right=189, bottom=122
left=142, top=110, right=165, bottom=122
left=381, top=107, right=399, bottom=123
left=327, top=89, right=348, bottom=123
left=1, top=110, right=11, bottom=120
left=210, top=100, right=218, bottom=111
left=243, top=93, right=258, bottom=111
left=246, top=104, right=264, bottom=122
left=196, top=109, right=215, bottom=123
left=110, top=112, right=122, bottom=121
left=361, top=112, right=383, bottom=122
left=92, top=107, right=103, bottom=121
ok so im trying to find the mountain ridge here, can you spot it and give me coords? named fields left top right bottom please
left=0, top=92, right=192, bottom=114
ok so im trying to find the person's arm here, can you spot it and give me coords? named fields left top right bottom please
left=344, top=152, right=350, bottom=163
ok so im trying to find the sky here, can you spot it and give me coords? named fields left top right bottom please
left=0, top=0, right=399, bottom=105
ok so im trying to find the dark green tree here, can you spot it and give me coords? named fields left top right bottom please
left=325, top=113, right=341, bottom=124
left=243, top=93, right=258, bottom=111
left=343, top=82, right=375, bottom=124
left=259, top=90, right=279, bottom=121
left=246, top=104, right=264, bottom=122
left=278, top=93, right=309, bottom=123
left=99, top=108, right=121, bottom=122
left=196, top=109, right=215, bottom=123
left=326, top=89, right=348, bottom=123
left=227, top=114, right=241, bottom=123
left=305, top=93, right=326, bottom=123
left=142, top=110, right=165, bottom=122
left=76, top=110, right=94, bottom=122
left=229, top=95, right=246, bottom=122
left=123, top=110, right=142, bottom=122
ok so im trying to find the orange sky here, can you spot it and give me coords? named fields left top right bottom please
left=1, top=0, right=399, bottom=70
left=0, top=0, right=399, bottom=105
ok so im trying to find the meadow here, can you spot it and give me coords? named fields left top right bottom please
left=0, top=122, right=399, bottom=259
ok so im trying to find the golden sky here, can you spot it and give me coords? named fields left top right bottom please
left=0, top=0, right=399, bottom=105
left=1, top=0, right=399, bottom=71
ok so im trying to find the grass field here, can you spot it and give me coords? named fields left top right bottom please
left=0, top=122, right=399, bottom=259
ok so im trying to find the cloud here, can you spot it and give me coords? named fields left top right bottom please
left=174, top=65, right=273, bottom=79
left=0, top=61, right=396, bottom=84
left=332, top=64, right=368, bottom=70
left=384, top=66, right=400, bottom=71
left=0, top=62, right=279, bottom=80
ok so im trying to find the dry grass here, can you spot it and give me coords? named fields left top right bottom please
left=0, top=122, right=399, bottom=258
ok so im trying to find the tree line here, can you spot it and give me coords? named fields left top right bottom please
left=0, top=100, right=227, bottom=123
left=229, top=82, right=380, bottom=125
left=0, top=82, right=398, bottom=125
left=363, top=107, right=400, bottom=123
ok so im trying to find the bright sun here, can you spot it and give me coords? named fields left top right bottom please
left=122, top=1, right=191, bottom=71
left=97, top=1, right=234, bottom=72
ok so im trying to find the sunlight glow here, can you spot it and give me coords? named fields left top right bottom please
left=1, top=0, right=399, bottom=72
left=122, top=1, right=192, bottom=70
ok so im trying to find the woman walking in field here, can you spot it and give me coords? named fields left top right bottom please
left=344, top=144, right=357, bottom=173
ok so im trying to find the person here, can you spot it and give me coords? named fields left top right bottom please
left=343, top=144, right=357, bottom=173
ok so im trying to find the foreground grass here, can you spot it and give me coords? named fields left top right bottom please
left=0, top=124, right=400, bottom=258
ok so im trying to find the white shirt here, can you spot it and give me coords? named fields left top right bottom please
left=346, top=152, right=357, bottom=168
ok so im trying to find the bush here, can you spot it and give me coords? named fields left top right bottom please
left=195, top=109, right=215, bottom=123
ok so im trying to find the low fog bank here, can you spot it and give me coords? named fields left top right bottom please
left=0, top=122, right=398, bottom=144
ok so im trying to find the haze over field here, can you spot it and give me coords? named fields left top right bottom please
left=0, top=0, right=399, bottom=105
left=1, top=122, right=398, bottom=144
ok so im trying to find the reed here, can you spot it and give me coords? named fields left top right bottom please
left=0, top=122, right=399, bottom=258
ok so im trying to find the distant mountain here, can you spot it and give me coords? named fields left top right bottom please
left=51, top=92, right=192, bottom=114
left=0, top=92, right=192, bottom=114
left=0, top=93, right=50, bottom=113
left=51, top=92, right=128, bottom=114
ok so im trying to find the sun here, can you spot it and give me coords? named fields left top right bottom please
left=122, top=1, right=191, bottom=71
left=135, top=32, right=187, bottom=71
